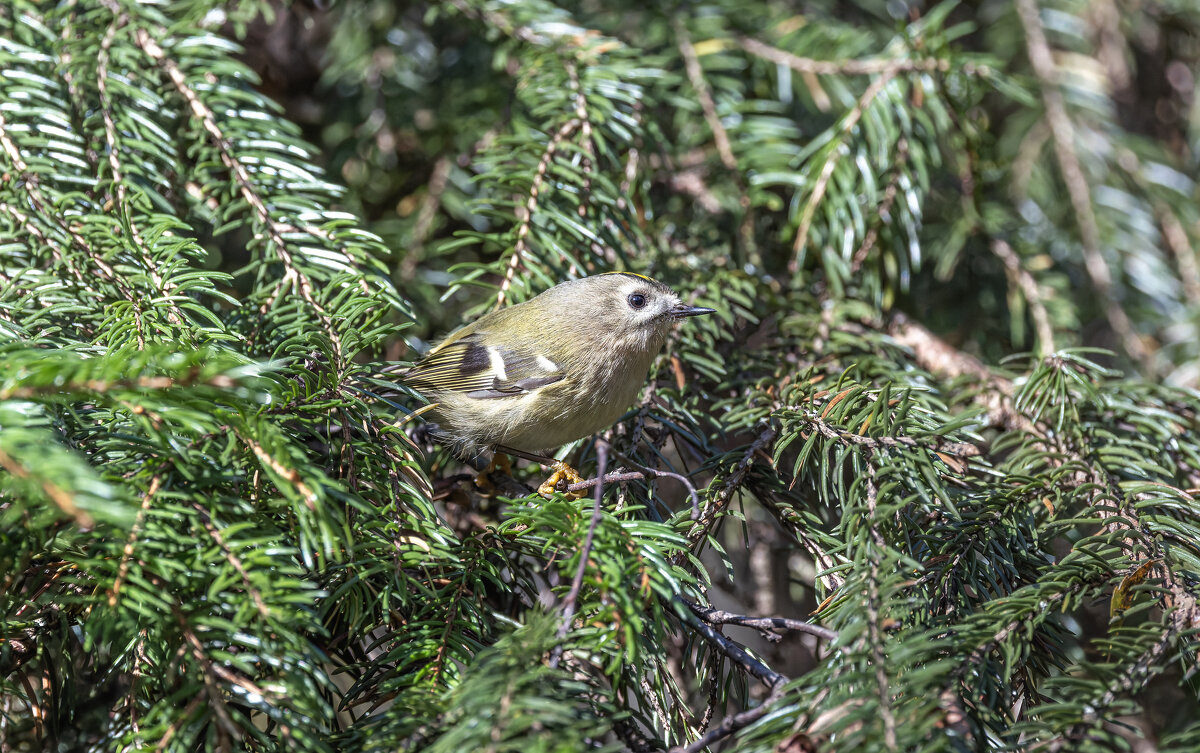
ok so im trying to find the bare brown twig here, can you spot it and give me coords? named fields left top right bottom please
left=667, top=602, right=790, bottom=753
left=672, top=683, right=788, bottom=753
left=683, top=600, right=838, bottom=642
left=566, top=468, right=699, bottom=515
left=681, top=607, right=786, bottom=689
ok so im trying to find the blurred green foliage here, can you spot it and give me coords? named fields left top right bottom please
left=2, top=0, right=1200, bottom=751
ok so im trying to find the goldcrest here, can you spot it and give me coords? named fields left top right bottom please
left=405, top=273, right=714, bottom=459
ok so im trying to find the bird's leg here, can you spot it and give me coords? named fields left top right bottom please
left=494, top=445, right=586, bottom=500
left=473, top=450, right=513, bottom=495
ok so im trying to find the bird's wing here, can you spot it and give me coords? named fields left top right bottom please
left=404, top=332, right=564, bottom=399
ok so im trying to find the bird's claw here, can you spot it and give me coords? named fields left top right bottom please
left=537, top=461, right=586, bottom=499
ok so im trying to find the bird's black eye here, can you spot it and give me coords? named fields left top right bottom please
left=627, top=293, right=647, bottom=310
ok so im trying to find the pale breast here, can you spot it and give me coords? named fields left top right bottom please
left=496, top=348, right=656, bottom=453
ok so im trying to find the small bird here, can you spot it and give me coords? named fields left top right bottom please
left=404, top=273, right=714, bottom=495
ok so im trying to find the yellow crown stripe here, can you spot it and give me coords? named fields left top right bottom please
left=598, top=271, right=655, bottom=283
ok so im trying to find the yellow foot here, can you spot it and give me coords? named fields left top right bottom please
left=537, top=461, right=586, bottom=499
left=474, top=453, right=513, bottom=495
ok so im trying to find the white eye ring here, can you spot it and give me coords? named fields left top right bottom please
left=627, top=293, right=647, bottom=309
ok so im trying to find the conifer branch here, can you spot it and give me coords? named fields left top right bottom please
left=108, top=473, right=161, bottom=606
left=0, top=446, right=93, bottom=527
left=240, top=433, right=319, bottom=510
left=791, top=70, right=898, bottom=267
left=552, top=441, right=609, bottom=659
left=95, top=11, right=185, bottom=332
left=737, top=36, right=947, bottom=76
left=0, top=109, right=140, bottom=311
left=675, top=21, right=737, bottom=173
left=991, top=239, right=1056, bottom=354
left=133, top=28, right=346, bottom=360
left=1015, top=0, right=1152, bottom=372
left=495, top=118, right=581, bottom=309
left=193, top=503, right=272, bottom=620
left=865, top=558, right=897, bottom=751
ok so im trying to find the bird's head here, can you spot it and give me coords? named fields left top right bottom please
left=544, top=272, right=714, bottom=354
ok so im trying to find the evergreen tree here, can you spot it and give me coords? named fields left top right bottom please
left=3, top=1, right=1200, bottom=751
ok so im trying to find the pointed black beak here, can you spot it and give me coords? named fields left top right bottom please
left=671, top=303, right=716, bottom=319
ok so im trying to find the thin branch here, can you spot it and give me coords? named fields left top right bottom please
left=991, top=238, right=1056, bottom=354
left=670, top=684, right=788, bottom=753
left=675, top=21, right=737, bottom=172
left=495, top=118, right=581, bottom=310
left=683, top=600, right=838, bottom=642
left=783, top=409, right=982, bottom=461
left=239, top=433, right=319, bottom=510
left=790, top=70, right=898, bottom=269
left=865, top=560, right=897, bottom=751
left=108, top=473, right=161, bottom=606
left=569, top=457, right=702, bottom=520
left=669, top=598, right=791, bottom=753
left=494, top=442, right=702, bottom=518
left=0, top=447, right=94, bottom=527
left=176, top=610, right=239, bottom=741
left=1014, top=0, right=1152, bottom=371
left=1049, top=632, right=1172, bottom=751
left=96, top=7, right=187, bottom=332
left=192, top=502, right=271, bottom=621
left=134, top=28, right=346, bottom=361
left=737, top=36, right=948, bottom=76
left=685, top=424, right=778, bottom=552
left=550, top=440, right=609, bottom=666
left=676, top=599, right=786, bottom=689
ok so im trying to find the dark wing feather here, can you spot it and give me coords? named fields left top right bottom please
left=405, top=332, right=563, bottom=399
